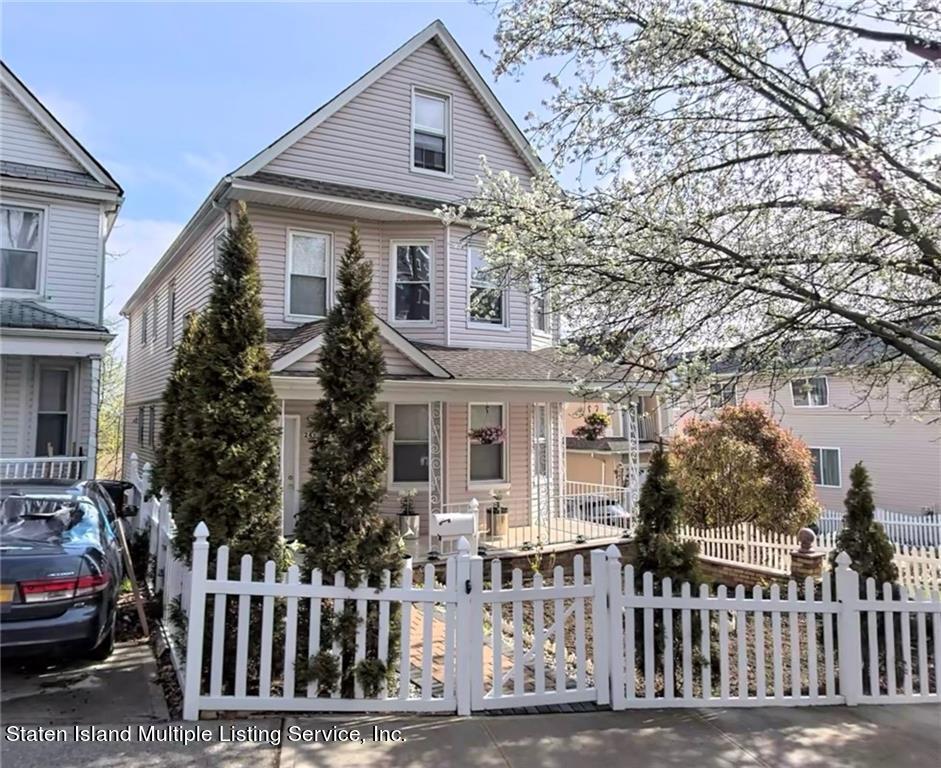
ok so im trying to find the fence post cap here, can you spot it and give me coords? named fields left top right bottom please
left=194, top=521, right=209, bottom=539
left=835, top=551, right=852, bottom=567
left=605, top=543, right=622, bottom=560
left=468, top=498, right=479, bottom=510
left=456, top=536, right=471, bottom=554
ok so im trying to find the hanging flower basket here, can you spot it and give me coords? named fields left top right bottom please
left=572, top=411, right=611, bottom=441
left=468, top=425, right=506, bottom=445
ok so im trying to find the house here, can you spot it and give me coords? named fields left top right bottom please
left=0, top=62, right=123, bottom=481
left=564, top=397, right=664, bottom=488
left=120, top=21, right=647, bottom=546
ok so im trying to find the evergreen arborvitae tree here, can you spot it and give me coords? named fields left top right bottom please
left=634, top=443, right=700, bottom=585
left=176, top=203, right=283, bottom=568
left=830, top=462, right=897, bottom=585
left=294, top=224, right=402, bottom=697
left=151, top=312, right=203, bottom=503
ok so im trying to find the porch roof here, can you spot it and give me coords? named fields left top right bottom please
left=1, top=300, right=110, bottom=334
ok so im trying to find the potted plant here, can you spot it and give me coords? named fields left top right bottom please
left=467, top=425, right=506, bottom=445
left=398, top=488, right=420, bottom=538
left=572, top=410, right=611, bottom=441
left=487, top=488, right=510, bottom=539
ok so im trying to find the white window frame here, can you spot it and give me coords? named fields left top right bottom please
left=284, top=228, right=333, bottom=322
left=34, top=364, right=73, bottom=457
left=791, top=376, right=829, bottom=408
left=140, top=306, right=149, bottom=346
left=708, top=380, right=737, bottom=409
left=389, top=239, right=434, bottom=327
left=467, top=402, right=508, bottom=488
left=809, top=446, right=841, bottom=488
left=138, top=406, right=145, bottom=446
left=410, top=86, right=452, bottom=178
left=165, top=282, right=176, bottom=349
left=0, top=201, right=47, bottom=297
left=388, top=402, right=431, bottom=489
left=467, top=246, right=509, bottom=330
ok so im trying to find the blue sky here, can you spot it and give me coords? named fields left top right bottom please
left=1, top=1, right=554, bottom=350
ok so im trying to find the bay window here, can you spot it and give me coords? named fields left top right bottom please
left=468, top=247, right=505, bottom=325
left=469, top=403, right=505, bottom=483
left=392, top=404, right=429, bottom=483
left=287, top=230, right=330, bottom=318
left=1, top=204, right=42, bottom=292
left=393, top=242, right=431, bottom=322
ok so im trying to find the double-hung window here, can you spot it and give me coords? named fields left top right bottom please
left=810, top=447, right=841, bottom=487
left=287, top=231, right=330, bottom=318
left=791, top=376, right=828, bottom=407
left=532, top=277, right=548, bottom=334
left=469, top=403, right=505, bottom=483
left=392, top=404, right=429, bottom=483
left=1, top=204, right=42, bottom=292
left=152, top=296, right=159, bottom=345
left=468, top=247, right=506, bottom=325
left=166, top=283, right=176, bottom=348
left=393, top=243, right=431, bottom=322
left=709, top=381, right=737, bottom=409
left=412, top=90, right=449, bottom=173
left=149, top=406, right=156, bottom=448
left=138, top=406, right=145, bottom=445
left=35, top=368, right=70, bottom=456
left=140, top=307, right=149, bottom=346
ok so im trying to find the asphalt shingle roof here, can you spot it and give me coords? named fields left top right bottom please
left=1, top=299, right=109, bottom=333
left=1, top=160, right=113, bottom=191
left=246, top=172, right=447, bottom=212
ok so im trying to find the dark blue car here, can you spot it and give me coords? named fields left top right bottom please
left=0, top=480, right=135, bottom=660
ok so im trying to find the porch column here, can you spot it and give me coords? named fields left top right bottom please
left=429, top=400, right=444, bottom=518
left=86, top=356, right=101, bottom=479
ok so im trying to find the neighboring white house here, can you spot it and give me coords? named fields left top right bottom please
left=0, top=61, right=123, bottom=480
left=120, top=21, right=646, bottom=544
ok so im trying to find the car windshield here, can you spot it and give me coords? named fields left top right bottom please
left=0, top=497, right=103, bottom=547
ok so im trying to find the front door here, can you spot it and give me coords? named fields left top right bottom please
left=281, top=415, right=300, bottom=537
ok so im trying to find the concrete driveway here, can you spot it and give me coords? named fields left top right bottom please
left=1, top=639, right=167, bottom=725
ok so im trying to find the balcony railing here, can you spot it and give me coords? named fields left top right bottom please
left=0, top=456, right=88, bottom=481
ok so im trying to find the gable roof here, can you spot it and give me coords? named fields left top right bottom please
left=0, top=61, right=123, bottom=194
left=231, top=19, right=541, bottom=180
left=269, top=317, right=451, bottom=378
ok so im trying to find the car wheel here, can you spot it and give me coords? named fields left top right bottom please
left=88, top=620, right=116, bottom=661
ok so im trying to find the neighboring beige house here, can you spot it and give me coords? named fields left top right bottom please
left=121, top=21, right=648, bottom=541
left=0, top=61, right=123, bottom=480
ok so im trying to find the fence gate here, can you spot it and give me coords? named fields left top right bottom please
left=468, top=551, right=609, bottom=710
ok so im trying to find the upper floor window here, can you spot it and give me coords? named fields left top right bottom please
left=140, top=307, right=149, bottom=346
left=412, top=90, right=449, bottom=174
left=393, top=242, right=432, bottom=323
left=810, top=447, right=841, bottom=487
left=287, top=231, right=330, bottom=319
left=532, top=278, right=549, bottom=334
left=391, top=403, right=429, bottom=484
left=791, top=376, right=828, bottom=407
left=1, top=204, right=43, bottom=293
left=709, top=381, right=737, bottom=409
left=166, top=283, right=176, bottom=348
left=468, top=247, right=506, bottom=326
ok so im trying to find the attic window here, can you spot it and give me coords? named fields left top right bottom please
left=413, top=91, right=449, bottom=173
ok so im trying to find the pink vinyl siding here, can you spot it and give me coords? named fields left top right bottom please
left=263, top=40, right=532, bottom=202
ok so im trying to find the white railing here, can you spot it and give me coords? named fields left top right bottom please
left=0, top=455, right=87, bottom=481
left=818, top=508, right=941, bottom=547
left=179, top=528, right=941, bottom=719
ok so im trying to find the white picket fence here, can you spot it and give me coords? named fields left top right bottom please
left=818, top=508, right=941, bottom=547
left=176, top=523, right=941, bottom=719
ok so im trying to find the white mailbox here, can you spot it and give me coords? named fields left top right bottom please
left=430, top=509, right=479, bottom=555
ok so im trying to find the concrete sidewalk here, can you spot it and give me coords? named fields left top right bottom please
left=2, top=705, right=938, bottom=767
left=279, top=706, right=941, bottom=768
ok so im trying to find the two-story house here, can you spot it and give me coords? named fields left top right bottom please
left=120, top=21, right=647, bottom=546
left=0, top=62, right=123, bottom=480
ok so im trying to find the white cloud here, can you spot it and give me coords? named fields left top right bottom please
left=103, top=218, right=183, bottom=358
